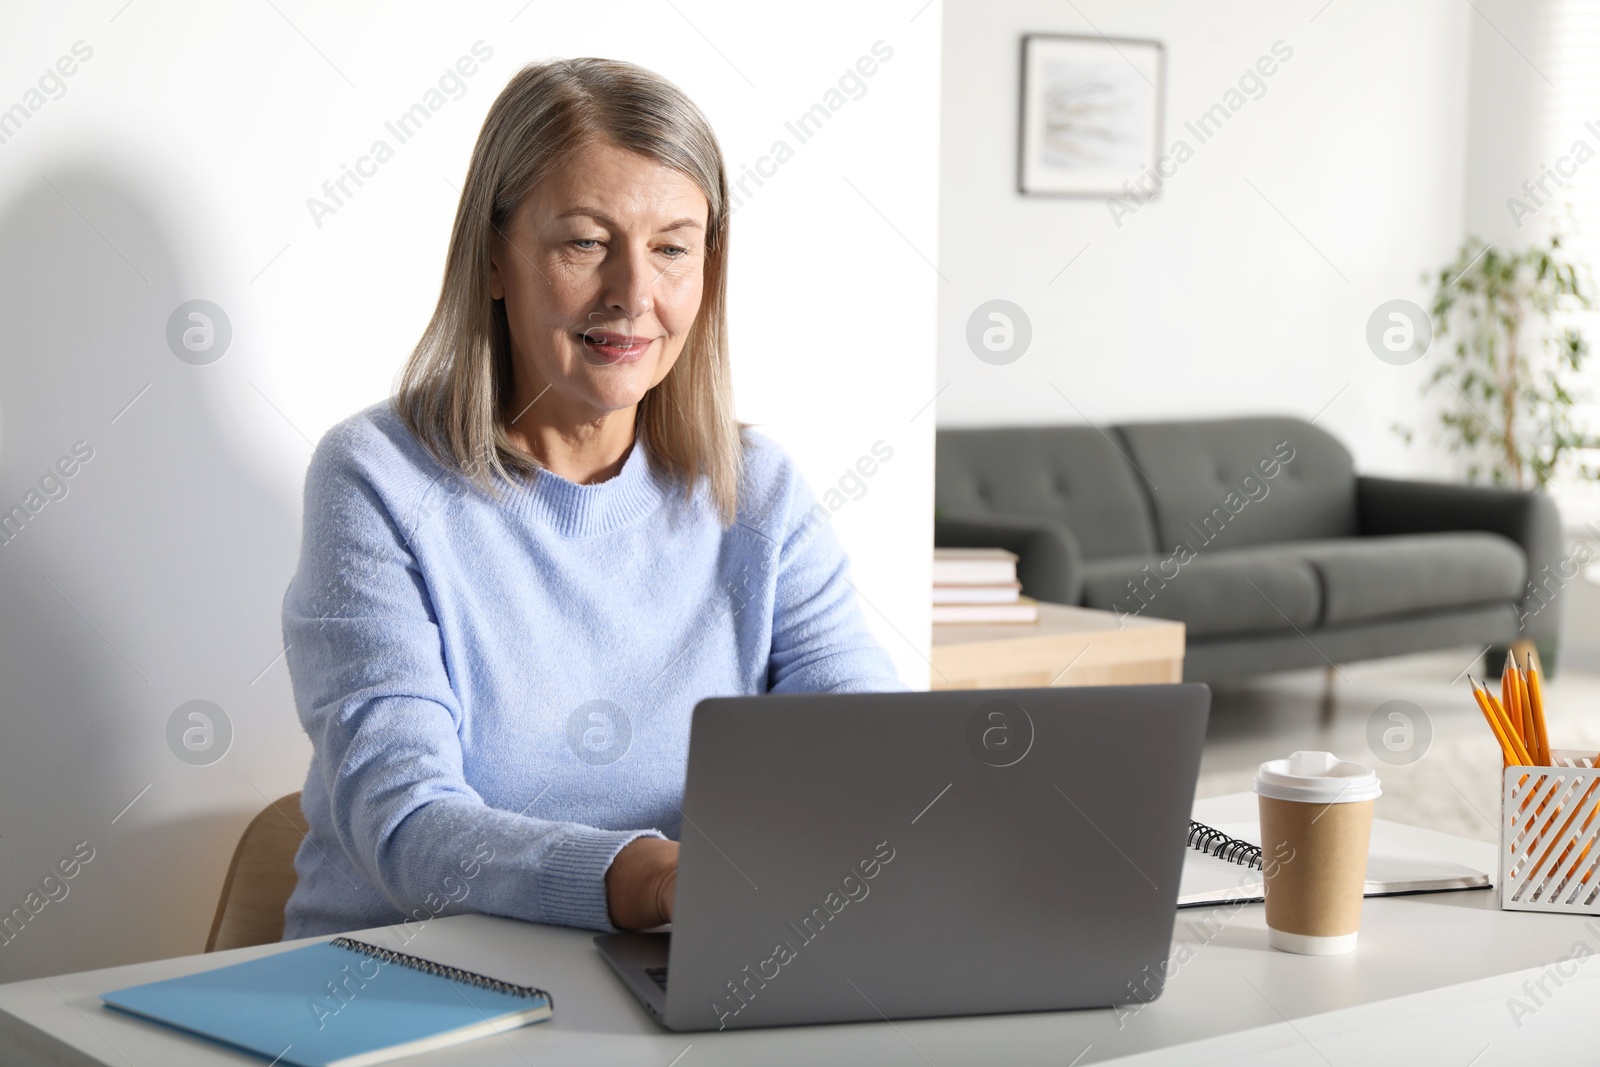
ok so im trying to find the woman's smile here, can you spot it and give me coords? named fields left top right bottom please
left=578, top=330, right=657, bottom=365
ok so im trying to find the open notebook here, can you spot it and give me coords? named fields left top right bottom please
left=1179, top=819, right=1490, bottom=908
left=101, top=936, right=552, bottom=1067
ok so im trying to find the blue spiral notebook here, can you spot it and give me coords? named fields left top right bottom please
left=100, top=936, right=553, bottom=1067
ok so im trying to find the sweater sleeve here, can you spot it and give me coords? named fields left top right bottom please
left=765, top=458, right=909, bottom=694
left=284, top=435, right=663, bottom=933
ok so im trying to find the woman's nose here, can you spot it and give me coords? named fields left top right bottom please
left=603, top=243, right=655, bottom=319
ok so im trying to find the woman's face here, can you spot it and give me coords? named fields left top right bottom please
left=489, top=138, right=710, bottom=428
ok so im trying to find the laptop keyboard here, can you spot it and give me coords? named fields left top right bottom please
left=645, top=966, right=669, bottom=991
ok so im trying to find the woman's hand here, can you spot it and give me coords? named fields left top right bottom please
left=605, top=838, right=678, bottom=929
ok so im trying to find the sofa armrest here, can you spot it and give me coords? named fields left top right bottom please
left=1355, top=475, right=1565, bottom=644
left=934, top=512, right=1085, bottom=606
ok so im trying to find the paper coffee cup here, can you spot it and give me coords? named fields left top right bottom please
left=1252, top=751, right=1381, bottom=956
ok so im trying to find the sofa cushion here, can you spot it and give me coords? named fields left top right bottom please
left=1080, top=549, right=1322, bottom=639
left=1269, top=533, right=1527, bottom=625
left=936, top=426, right=1157, bottom=558
left=1114, top=417, right=1358, bottom=552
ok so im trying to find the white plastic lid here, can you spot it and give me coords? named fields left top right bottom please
left=1253, top=750, right=1382, bottom=804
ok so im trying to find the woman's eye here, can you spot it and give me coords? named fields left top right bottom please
left=568, top=239, right=687, bottom=257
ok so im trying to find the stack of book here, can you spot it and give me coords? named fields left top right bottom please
left=932, top=548, right=1039, bottom=624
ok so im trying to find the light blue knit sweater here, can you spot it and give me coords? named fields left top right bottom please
left=280, top=399, right=906, bottom=940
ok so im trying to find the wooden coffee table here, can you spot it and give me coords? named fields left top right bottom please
left=930, top=602, right=1185, bottom=690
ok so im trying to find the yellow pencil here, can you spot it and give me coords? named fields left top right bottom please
left=1514, top=655, right=1539, bottom=764
left=1503, top=650, right=1528, bottom=750
left=1474, top=677, right=1534, bottom=766
left=1474, top=677, right=1550, bottom=834
left=1469, top=678, right=1517, bottom=767
left=1524, top=650, right=1551, bottom=767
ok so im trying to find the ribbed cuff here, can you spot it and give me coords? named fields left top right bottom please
left=539, top=827, right=668, bottom=932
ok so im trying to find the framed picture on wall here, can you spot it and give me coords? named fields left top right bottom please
left=1018, top=33, right=1165, bottom=197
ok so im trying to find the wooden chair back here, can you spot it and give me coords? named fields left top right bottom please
left=205, top=792, right=307, bottom=952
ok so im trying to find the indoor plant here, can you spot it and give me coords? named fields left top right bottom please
left=1404, top=234, right=1596, bottom=488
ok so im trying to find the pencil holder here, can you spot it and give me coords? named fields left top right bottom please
left=1500, top=749, right=1600, bottom=914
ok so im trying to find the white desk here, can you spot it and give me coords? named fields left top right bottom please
left=4, top=793, right=1599, bottom=1065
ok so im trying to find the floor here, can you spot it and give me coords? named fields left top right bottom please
left=1197, top=647, right=1600, bottom=844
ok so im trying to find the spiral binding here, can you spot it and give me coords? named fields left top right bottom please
left=330, top=937, right=552, bottom=1006
left=1186, top=819, right=1263, bottom=870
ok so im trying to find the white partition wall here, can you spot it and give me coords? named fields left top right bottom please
left=936, top=0, right=1473, bottom=480
left=0, top=1, right=939, bottom=981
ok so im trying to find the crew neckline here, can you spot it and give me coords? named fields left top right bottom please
left=501, top=434, right=673, bottom=536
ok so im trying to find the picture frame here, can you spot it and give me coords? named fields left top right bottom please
left=1017, top=33, right=1166, bottom=198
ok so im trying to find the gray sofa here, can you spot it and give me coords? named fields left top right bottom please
left=934, top=416, right=1564, bottom=683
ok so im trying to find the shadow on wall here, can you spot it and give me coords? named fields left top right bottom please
left=0, top=157, right=309, bottom=982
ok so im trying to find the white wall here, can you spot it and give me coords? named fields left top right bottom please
left=0, top=0, right=939, bottom=981
left=936, top=0, right=1473, bottom=480
left=1461, top=0, right=1556, bottom=249
left=1460, top=0, right=1600, bottom=658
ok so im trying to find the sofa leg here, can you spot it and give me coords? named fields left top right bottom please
left=1318, top=665, right=1338, bottom=727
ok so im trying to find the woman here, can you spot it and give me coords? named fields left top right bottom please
left=280, top=57, right=905, bottom=941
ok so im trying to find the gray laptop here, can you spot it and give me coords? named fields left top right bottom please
left=596, top=684, right=1210, bottom=1031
